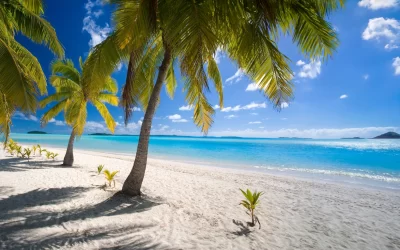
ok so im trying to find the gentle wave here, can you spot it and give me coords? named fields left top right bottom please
left=253, top=165, right=400, bottom=183
left=296, top=140, right=400, bottom=151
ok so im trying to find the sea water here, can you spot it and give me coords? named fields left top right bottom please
left=9, top=133, right=400, bottom=190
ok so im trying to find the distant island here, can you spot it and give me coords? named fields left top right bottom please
left=88, top=133, right=112, bottom=136
left=27, top=131, right=48, bottom=134
left=373, top=132, right=400, bottom=139
left=341, top=137, right=364, bottom=139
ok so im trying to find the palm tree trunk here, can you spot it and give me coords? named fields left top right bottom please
left=63, top=130, right=75, bottom=166
left=122, top=46, right=172, bottom=196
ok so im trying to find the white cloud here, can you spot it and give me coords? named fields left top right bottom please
left=340, top=94, right=348, bottom=99
left=213, top=47, right=224, bottom=64
left=298, top=60, right=322, bottom=79
left=281, top=102, right=289, bottom=109
left=85, top=121, right=107, bottom=133
left=179, top=105, right=194, bottom=111
left=363, top=74, right=369, bottom=80
left=130, top=107, right=141, bottom=112
left=362, top=18, right=400, bottom=49
left=168, top=114, right=181, bottom=120
left=393, top=57, right=400, bottom=75
left=13, top=111, right=38, bottom=122
left=82, top=0, right=111, bottom=48
left=249, top=121, right=262, bottom=124
left=225, top=69, right=244, bottom=84
left=281, top=118, right=288, bottom=121
left=296, top=60, right=306, bottom=66
left=250, top=113, right=258, bottom=116
left=115, top=121, right=142, bottom=134
left=213, top=105, right=220, bottom=110
left=168, top=114, right=188, bottom=123
left=221, top=102, right=267, bottom=112
left=224, top=115, right=238, bottom=119
left=385, top=43, right=399, bottom=50
left=358, top=0, right=398, bottom=10
left=259, top=126, right=265, bottom=129
left=49, top=118, right=65, bottom=126
left=245, top=82, right=260, bottom=91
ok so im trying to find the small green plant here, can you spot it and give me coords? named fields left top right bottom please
left=45, top=151, right=52, bottom=160
left=32, top=145, right=38, bottom=155
left=97, top=165, right=104, bottom=174
left=15, top=146, right=22, bottom=157
left=240, top=189, right=263, bottom=228
left=50, top=153, right=58, bottom=160
left=24, top=148, right=32, bottom=160
left=40, top=148, right=47, bottom=156
left=103, top=169, right=119, bottom=187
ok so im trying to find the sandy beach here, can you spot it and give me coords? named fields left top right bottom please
left=0, top=146, right=399, bottom=250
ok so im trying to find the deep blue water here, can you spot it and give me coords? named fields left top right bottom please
left=8, top=133, right=400, bottom=190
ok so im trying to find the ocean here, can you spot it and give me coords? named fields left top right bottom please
left=8, top=133, right=400, bottom=190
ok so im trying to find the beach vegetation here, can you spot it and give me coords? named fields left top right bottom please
left=84, top=0, right=344, bottom=196
left=103, top=169, right=119, bottom=187
left=0, top=0, right=64, bottom=143
left=32, top=145, right=38, bottom=155
left=40, top=57, right=118, bottom=166
left=50, top=152, right=58, bottom=161
left=24, top=148, right=32, bottom=160
left=40, top=148, right=47, bottom=156
left=97, top=165, right=104, bottom=174
left=240, top=189, right=263, bottom=228
left=45, top=151, right=52, bottom=160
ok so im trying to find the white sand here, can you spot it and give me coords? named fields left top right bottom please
left=0, top=146, right=399, bottom=250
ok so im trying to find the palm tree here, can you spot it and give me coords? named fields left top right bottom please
left=40, top=58, right=118, bottom=166
left=84, top=0, right=344, bottom=196
left=0, top=0, right=64, bottom=142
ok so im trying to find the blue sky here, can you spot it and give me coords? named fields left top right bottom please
left=11, top=0, right=400, bottom=138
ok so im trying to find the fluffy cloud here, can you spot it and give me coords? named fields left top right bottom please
left=280, top=102, right=289, bottom=109
left=213, top=105, right=220, bottom=110
left=213, top=47, right=224, bottom=64
left=224, top=115, right=238, bottom=119
left=245, top=83, right=260, bottom=92
left=296, top=60, right=306, bottom=66
left=179, top=105, right=194, bottom=111
left=225, top=69, right=244, bottom=84
left=393, top=57, right=400, bottom=75
left=363, top=74, right=369, bottom=80
left=248, top=121, right=262, bottom=124
left=250, top=113, right=258, bottom=116
left=83, top=0, right=111, bottom=48
left=221, top=102, right=267, bottom=112
left=340, top=94, right=348, bottom=99
left=298, top=60, right=322, bottom=79
left=13, top=112, right=38, bottom=122
left=358, top=0, right=398, bottom=10
left=131, top=107, right=141, bottom=112
left=168, top=114, right=188, bottom=123
left=362, top=18, right=400, bottom=50
left=49, top=118, right=65, bottom=126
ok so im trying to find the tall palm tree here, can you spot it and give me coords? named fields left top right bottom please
left=84, top=0, right=345, bottom=196
left=40, top=58, right=118, bottom=166
left=0, top=0, right=64, bottom=142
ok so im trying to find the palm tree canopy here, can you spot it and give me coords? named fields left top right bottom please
left=40, top=58, right=118, bottom=136
left=83, top=0, right=344, bottom=133
left=0, top=0, right=64, bottom=141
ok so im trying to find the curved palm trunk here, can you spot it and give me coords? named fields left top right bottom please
left=122, top=47, right=172, bottom=196
left=63, top=130, right=75, bottom=166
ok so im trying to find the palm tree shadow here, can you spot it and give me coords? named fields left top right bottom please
left=0, top=187, right=165, bottom=249
left=0, top=157, right=71, bottom=172
left=232, top=219, right=252, bottom=236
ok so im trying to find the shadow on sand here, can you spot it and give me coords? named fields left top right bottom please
left=0, top=186, right=169, bottom=249
left=0, top=156, right=67, bottom=172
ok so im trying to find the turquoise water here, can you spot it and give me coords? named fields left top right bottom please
left=8, top=133, right=400, bottom=190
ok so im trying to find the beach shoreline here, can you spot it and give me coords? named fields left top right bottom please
left=1, top=146, right=400, bottom=249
